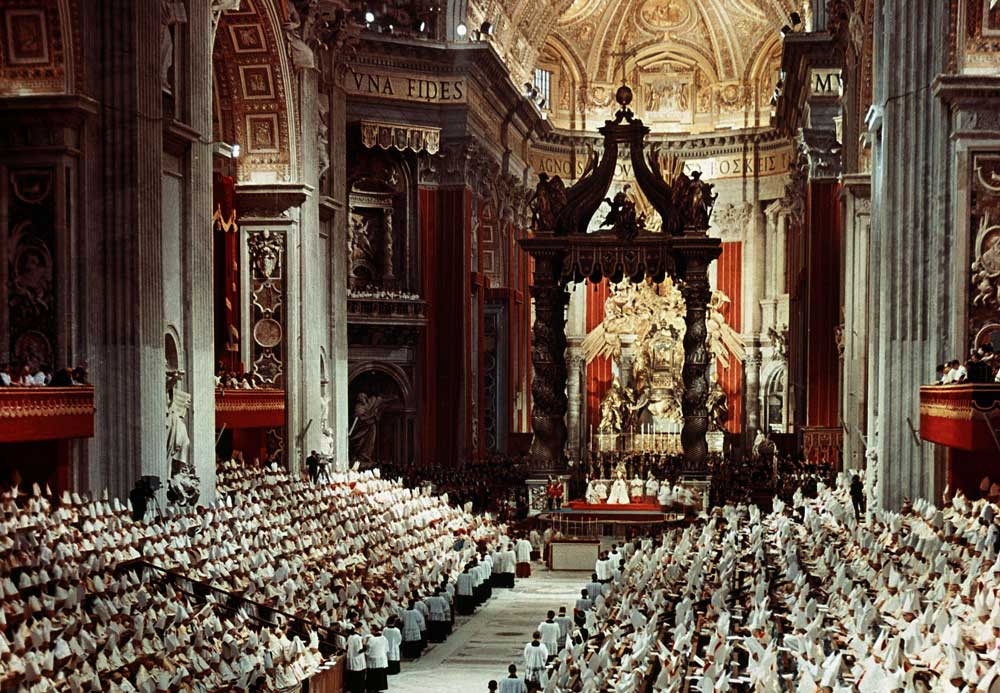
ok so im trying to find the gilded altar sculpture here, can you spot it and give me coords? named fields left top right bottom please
left=584, top=277, right=743, bottom=435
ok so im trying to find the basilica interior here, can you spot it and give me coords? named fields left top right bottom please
left=2, top=0, right=1000, bottom=691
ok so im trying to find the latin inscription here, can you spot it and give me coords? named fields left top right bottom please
left=346, top=68, right=466, bottom=104
left=530, top=147, right=795, bottom=182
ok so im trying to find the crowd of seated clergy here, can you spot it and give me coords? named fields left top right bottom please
left=1, top=463, right=507, bottom=691
left=379, top=456, right=530, bottom=517
left=505, top=474, right=1000, bottom=692
left=0, top=363, right=88, bottom=387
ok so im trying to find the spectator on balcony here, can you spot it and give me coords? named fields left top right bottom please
left=32, top=365, right=50, bottom=385
left=0, top=363, right=10, bottom=386
left=48, top=368, right=75, bottom=387
left=968, top=349, right=993, bottom=383
left=941, top=359, right=966, bottom=384
left=15, top=364, right=34, bottom=386
left=72, top=364, right=87, bottom=385
left=982, top=344, right=996, bottom=371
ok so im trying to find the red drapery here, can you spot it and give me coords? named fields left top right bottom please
left=716, top=242, right=744, bottom=434
left=585, top=279, right=613, bottom=432
left=213, top=172, right=241, bottom=372
left=419, top=187, right=470, bottom=464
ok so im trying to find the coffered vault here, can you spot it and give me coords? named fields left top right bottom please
left=464, top=0, right=808, bottom=134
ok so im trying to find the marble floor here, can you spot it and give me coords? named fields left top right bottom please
left=389, top=566, right=585, bottom=692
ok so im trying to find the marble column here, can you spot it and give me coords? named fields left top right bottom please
left=565, top=353, right=584, bottom=459
left=81, top=1, right=167, bottom=499
left=326, top=82, right=351, bottom=471
left=868, top=0, right=951, bottom=508
left=743, top=202, right=766, bottom=439
left=289, top=66, right=323, bottom=472
left=744, top=349, right=763, bottom=437
left=185, top=0, right=217, bottom=503
left=565, top=283, right=588, bottom=458
left=840, top=175, right=870, bottom=472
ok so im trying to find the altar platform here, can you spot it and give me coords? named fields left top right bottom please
left=541, top=499, right=693, bottom=523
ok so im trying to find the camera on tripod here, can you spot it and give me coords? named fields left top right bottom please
left=129, top=475, right=162, bottom=521
left=138, top=475, right=162, bottom=497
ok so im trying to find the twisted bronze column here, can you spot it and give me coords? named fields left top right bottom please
left=679, top=259, right=713, bottom=476
left=528, top=251, right=569, bottom=474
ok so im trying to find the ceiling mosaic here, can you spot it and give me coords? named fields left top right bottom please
left=466, top=0, right=806, bottom=134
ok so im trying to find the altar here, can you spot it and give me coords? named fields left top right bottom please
left=580, top=476, right=708, bottom=513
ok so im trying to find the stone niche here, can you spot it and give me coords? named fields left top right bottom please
left=346, top=148, right=415, bottom=294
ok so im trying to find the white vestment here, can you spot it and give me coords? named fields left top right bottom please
left=607, top=477, right=630, bottom=505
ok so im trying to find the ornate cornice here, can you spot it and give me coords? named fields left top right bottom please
left=236, top=183, right=312, bottom=218
left=0, top=95, right=98, bottom=153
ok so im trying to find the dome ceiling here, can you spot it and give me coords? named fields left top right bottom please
left=466, top=0, right=806, bottom=134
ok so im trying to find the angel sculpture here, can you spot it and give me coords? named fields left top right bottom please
left=528, top=173, right=568, bottom=232
left=687, top=171, right=718, bottom=228
left=706, top=291, right=745, bottom=369
left=599, top=186, right=646, bottom=240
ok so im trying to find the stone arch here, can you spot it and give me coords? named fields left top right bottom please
left=348, top=363, right=416, bottom=466
left=212, top=0, right=298, bottom=183
left=164, top=326, right=183, bottom=373
left=446, top=0, right=469, bottom=40
left=348, top=362, right=415, bottom=412
left=761, top=362, right=787, bottom=433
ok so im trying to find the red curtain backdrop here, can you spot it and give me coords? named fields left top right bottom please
left=716, top=242, right=744, bottom=434
left=419, top=187, right=470, bottom=464
left=585, top=279, right=613, bottom=432
left=806, top=181, right=842, bottom=428
left=510, top=227, right=532, bottom=434
left=213, top=172, right=240, bottom=371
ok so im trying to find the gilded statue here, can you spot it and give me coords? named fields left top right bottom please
left=583, top=277, right=744, bottom=432
left=598, top=377, right=628, bottom=433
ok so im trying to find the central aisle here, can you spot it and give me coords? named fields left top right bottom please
left=390, top=567, right=584, bottom=692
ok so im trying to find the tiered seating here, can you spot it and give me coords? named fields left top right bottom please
left=1, top=464, right=502, bottom=691
left=528, top=476, right=1000, bottom=691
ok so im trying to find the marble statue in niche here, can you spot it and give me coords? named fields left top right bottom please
left=166, top=367, right=199, bottom=507
left=348, top=212, right=379, bottom=286
left=161, top=2, right=187, bottom=92
left=349, top=392, right=397, bottom=463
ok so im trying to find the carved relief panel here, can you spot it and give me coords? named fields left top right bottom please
left=969, top=153, right=1000, bottom=351
left=5, top=168, right=56, bottom=372
left=247, top=229, right=285, bottom=386
left=348, top=192, right=397, bottom=292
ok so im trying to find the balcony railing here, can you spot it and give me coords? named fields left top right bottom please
left=346, top=295, right=428, bottom=327
left=920, top=384, right=1000, bottom=451
left=215, top=388, right=285, bottom=429
left=0, top=387, right=95, bottom=442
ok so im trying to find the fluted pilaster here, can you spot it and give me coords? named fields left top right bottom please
left=82, top=1, right=166, bottom=499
